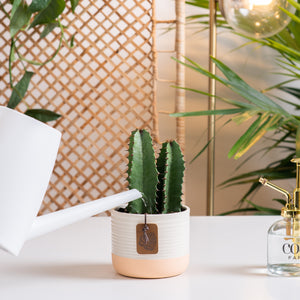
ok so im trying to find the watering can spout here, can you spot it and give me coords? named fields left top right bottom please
left=28, top=189, right=141, bottom=241
left=1, top=189, right=141, bottom=256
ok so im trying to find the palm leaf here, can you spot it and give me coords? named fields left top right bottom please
left=183, top=0, right=300, bottom=214
left=186, top=0, right=209, bottom=9
left=273, top=199, right=287, bottom=206
left=219, top=208, right=257, bottom=216
left=279, top=87, right=300, bottom=100
left=212, top=58, right=288, bottom=112
left=228, top=115, right=264, bottom=159
left=245, top=200, right=281, bottom=215
left=221, top=162, right=295, bottom=187
left=233, top=114, right=283, bottom=159
left=172, top=108, right=246, bottom=118
left=287, top=0, right=300, bottom=11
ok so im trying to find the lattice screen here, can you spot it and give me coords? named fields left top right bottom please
left=0, top=0, right=185, bottom=214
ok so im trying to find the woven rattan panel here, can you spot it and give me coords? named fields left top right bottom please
left=0, top=0, right=156, bottom=214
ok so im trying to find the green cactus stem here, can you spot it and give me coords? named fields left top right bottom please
left=156, top=141, right=185, bottom=213
left=126, top=130, right=158, bottom=214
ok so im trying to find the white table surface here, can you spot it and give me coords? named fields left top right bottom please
left=1, top=216, right=300, bottom=300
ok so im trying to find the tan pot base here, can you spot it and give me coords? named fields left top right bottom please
left=112, top=253, right=189, bottom=279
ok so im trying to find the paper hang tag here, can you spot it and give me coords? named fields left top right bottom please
left=136, top=223, right=158, bottom=254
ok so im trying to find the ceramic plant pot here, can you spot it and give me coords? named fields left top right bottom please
left=111, top=206, right=190, bottom=278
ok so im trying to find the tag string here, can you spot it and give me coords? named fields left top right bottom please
left=143, top=213, right=149, bottom=244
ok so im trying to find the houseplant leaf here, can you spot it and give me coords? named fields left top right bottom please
left=29, top=0, right=51, bottom=13
left=40, top=21, right=60, bottom=38
left=70, top=0, right=80, bottom=13
left=10, top=0, right=22, bottom=19
left=29, top=0, right=65, bottom=28
left=8, top=71, right=34, bottom=109
left=25, top=109, right=61, bottom=122
left=10, top=3, right=31, bottom=37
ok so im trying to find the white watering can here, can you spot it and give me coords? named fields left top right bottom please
left=0, top=106, right=141, bottom=256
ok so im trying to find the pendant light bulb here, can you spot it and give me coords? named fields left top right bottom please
left=219, top=0, right=296, bottom=39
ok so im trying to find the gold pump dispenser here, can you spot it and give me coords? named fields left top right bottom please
left=260, top=158, right=300, bottom=219
left=261, top=159, right=300, bottom=276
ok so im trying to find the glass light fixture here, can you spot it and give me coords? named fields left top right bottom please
left=219, top=0, right=296, bottom=38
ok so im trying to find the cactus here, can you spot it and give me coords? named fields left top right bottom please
left=126, top=130, right=158, bottom=214
left=156, top=141, right=185, bottom=213
left=125, top=129, right=185, bottom=214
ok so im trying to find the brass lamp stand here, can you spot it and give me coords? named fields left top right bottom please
left=207, top=0, right=217, bottom=216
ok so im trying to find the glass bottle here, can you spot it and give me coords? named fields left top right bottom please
left=268, top=216, right=300, bottom=276
left=260, top=158, right=300, bottom=276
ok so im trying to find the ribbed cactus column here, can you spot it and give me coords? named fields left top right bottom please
left=157, top=141, right=185, bottom=213
left=126, top=129, right=185, bottom=214
left=126, top=130, right=158, bottom=214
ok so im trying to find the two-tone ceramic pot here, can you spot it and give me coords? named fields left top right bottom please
left=111, top=206, right=190, bottom=278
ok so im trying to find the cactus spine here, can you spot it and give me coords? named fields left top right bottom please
left=126, top=130, right=185, bottom=214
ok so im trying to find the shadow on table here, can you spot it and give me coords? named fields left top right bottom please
left=188, top=265, right=268, bottom=277
left=6, top=263, right=130, bottom=280
left=230, top=265, right=267, bottom=277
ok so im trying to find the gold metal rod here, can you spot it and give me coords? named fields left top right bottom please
left=296, top=161, right=300, bottom=189
left=296, top=162, right=300, bottom=209
left=207, top=0, right=217, bottom=216
left=291, top=158, right=300, bottom=209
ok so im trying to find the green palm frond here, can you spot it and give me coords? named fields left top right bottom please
left=172, top=56, right=300, bottom=160
left=183, top=0, right=300, bottom=214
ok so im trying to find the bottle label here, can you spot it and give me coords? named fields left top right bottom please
left=282, top=242, right=300, bottom=260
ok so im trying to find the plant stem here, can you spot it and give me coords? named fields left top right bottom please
left=57, top=18, right=68, bottom=44
left=17, top=33, right=63, bottom=66
left=8, top=40, right=14, bottom=88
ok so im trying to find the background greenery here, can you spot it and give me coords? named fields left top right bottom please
left=1, top=0, right=79, bottom=122
left=173, top=0, right=300, bottom=214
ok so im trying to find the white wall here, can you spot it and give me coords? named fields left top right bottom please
left=156, top=1, right=292, bottom=215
